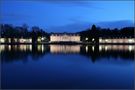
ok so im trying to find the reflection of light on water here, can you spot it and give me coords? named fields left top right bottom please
left=37, top=45, right=41, bottom=51
left=41, top=45, right=44, bottom=52
left=99, top=45, right=102, bottom=51
left=19, top=45, right=32, bottom=51
left=50, top=45, right=80, bottom=53
left=85, top=46, right=88, bottom=52
left=99, top=45, right=134, bottom=51
left=20, top=45, right=26, bottom=51
left=0, top=45, right=5, bottom=52
left=0, top=45, right=33, bottom=52
left=8, top=45, right=11, bottom=51
left=0, top=45, right=134, bottom=54
left=26, top=45, right=32, bottom=51
left=37, top=45, right=44, bottom=52
left=129, top=45, right=133, bottom=51
left=92, top=46, right=95, bottom=51
left=29, top=45, right=32, bottom=51
left=105, top=46, right=108, bottom=51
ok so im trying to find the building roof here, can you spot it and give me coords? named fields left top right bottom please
left=50, top=32, right=80, bottom=36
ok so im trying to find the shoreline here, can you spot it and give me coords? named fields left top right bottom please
left=0, top=42, right=135, bottom=45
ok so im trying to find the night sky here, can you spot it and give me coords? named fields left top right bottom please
left=1, top=0, right=134, bottom=32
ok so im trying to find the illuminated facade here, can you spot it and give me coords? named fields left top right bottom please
left=99, top=37, right=135, bottom=44
left=19, top=38, right=32, bottom=43
left=99, top=45, right=135, bottom=52
left=0, top=38, right=5, bottom=43
left=0, top=38, right=32, bottom=43
left=50, top=33, right=80, bottom=42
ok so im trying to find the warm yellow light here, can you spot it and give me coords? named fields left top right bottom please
left=41, top=45, right=44, bottom=52
left=128, top=39, right=134, bottom=43
left=8, top=45, right=11, bottom=51
left=50, top=45, right=80, bottom=53
left=105, top=39, right=108, bottom=42
left=50, top=34, right=80, bottom=42
left=29, top=45, right=32, bottom=51
left=99, top=45, right=102, bottom=51
left=0, top=38, right=5, bottom=43
left=129, top=45, right=133, bottom=51
left=105, top=46, right=108, bottom=51
left=85, top=46, right=88, bottom=52
left=99, top=38, right=102, bottom=43
left=92, top=38, right=95, bottom=41
left=0, top=45, right=5, bottom=52
left=29, top=39, right=32, bottom=43
left=92, top=46, right=95, bottom=51
left=85, top=37, right=88, bottom=40
left=20, top=38, right=28, bottom=43
left=41, top=37, right=44, bottom=40
left=37, top=38, right=41, bottom=42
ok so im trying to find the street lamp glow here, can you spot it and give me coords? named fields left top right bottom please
left=41, top=38, right=44, bottom=40
left=85, top=37, right=88, bottom=40
left=0, top=38, right=5, bottom=43
left=92, top=38, right=95, bottom=41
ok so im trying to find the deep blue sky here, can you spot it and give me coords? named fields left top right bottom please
left=1, top=0, right=134, bottom=32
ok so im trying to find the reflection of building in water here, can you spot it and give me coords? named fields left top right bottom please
left=37, top=45, right=45, bottom=52
left=0, top=45, right=5, bottom=52
left=50, top=45, right=81, bottom=53
left=80, top=45, right=134, bottom=61
left=19, top=45, right=32, bottom=51
left=99, top=45, right=135, bottom=52
left=50, top=33, right=80, bottom=42
left=0, top=45, right=32, bottom=52
left=99, top=38, right=135, bottom=44
left=0, top=45, right=12, bottom=52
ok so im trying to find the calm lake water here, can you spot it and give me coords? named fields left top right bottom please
left=1, top=45, right=135, bottom=89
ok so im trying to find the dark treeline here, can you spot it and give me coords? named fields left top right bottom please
left=77, top=25, right=134, bottom=42
left=0, top=24, right=50, bottom=43
left=0, top=24, right=134, bottom=43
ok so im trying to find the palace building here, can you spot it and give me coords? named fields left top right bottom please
left=50, top=33, right=80, bottom=42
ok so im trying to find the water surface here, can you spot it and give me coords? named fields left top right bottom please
left=1, top=45, right=134, bottom=89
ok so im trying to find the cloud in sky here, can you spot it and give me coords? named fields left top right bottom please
left=26, top=0, right=93, bottom=6
left=1, top=0, right=134, bottom=32
left=96, top=20, right=134, bottom=29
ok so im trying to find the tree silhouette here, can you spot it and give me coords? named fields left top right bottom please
left=0, top=23, right=134, bottom=44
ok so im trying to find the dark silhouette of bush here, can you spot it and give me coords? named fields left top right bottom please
left=77, top=24, right=134, bottom=43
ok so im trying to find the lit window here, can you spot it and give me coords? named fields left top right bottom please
left=92, top=46, right=95, bottom=51
left=41, top=37, right=44, bottom=40
left=0, top=38, right=5, bottom=43
left=128, top=39, right=134, bottom=43
left=105, top=39, right=108, bottom=42
left=99, top=38, right=102, bottom=43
